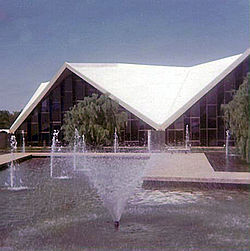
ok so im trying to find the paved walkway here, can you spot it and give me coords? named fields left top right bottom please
left=0, top=152, right=249, bottom=187
left=144, top=153, right=250, bottom=185
left=0, top=153, right=31, bottom=167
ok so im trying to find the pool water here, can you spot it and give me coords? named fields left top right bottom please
left=0, top=158, right=249, bottom=250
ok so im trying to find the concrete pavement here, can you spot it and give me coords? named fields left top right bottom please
left=0, top=152, right=249, bottom=188
left=144, top=153, right=250, bottom=187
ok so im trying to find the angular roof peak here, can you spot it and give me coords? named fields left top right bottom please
left=10, top=49, right=250, bottom=133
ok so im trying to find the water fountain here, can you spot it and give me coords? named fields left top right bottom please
left=10, top=135, right=17, bottom=188
left=82, top=134, right=86, bottom=153
left=50, top=130, right=69, bottom=179
left=185, top=124, right=190, bottom=150
left=50, top=130, right=59, bottom=178
left=114, top=127, right=118, bottom=153
left=1, top=134, right=249, bottom=249
left=22, top=130, right=25, bottom=153
left=148, top=130, right=151, bottom=152
left=225, top=130, right=230, bottom=158
left=79, top=154, right=150, bottom=228
left=5, top=135, right=27, bottom=190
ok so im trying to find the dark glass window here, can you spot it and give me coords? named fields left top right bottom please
left=131, top=120, right=139, bottom=141
left=31, top=109, right=38, bottom=123
left=217, top=83, right=224, bottom=105
left=125, top=120, right=131, bottom=141
left=119, top=130, right=125, bottom=143
left=75, top=80, right=85, bottom=101
left=190, top=102, right=200, bottom=117
left=19, top=122, right=27, bottom=131
left=208, top=130, right=217, bottom=146
left=168, top=130, right=175, bottom=144
left=208, top=105, right=216, bottom=117
left=62, top=92, right=72, bottom=111
left=176, top=130, right=184, bottom=145
left=218, top=103, right=224, bottom=116
left=52, top=86, right=61, bottom=102
left=191, top=118, right=200, bottom=140
left=31, top=124, right=39, bottom=141
left=208, top=117, right=216, bottom=128
left=139, top=131, right=146, bottom=145
left=218, top=117, right=225, bottom=140
left=41, top=98, right=49, bottom=112
left=168, top=122, right=174, bottom=129
left=224, top=81, right=234, bottom=91
left=224, top=73, right=234, bottom=91
left=184, top=108, right=191, bottom=117
left=200, top=104, right=206, bottom=128
left=225, top=91, right=233, bottom=103
left=131, top=113, right=138, bottom=120
left=207, top=88, right=217, bottom=104
left=64, top=77, right=72, bottom=92
left=139, top=120, right=151, bottom=130
left=174, top=116, right=184, bottom=129
left=40, top=133, right=50, bottom=146
left=200, top=97, right=206, bottom=107
left=200, top=130, right=207, bottom=145
left=51, top=103, right=61, bottom=121
left=184, top=117, right=190, bottom=128
left=86, top=84, right=98, bottom=97
left=41, top=113, right=50, bottom=131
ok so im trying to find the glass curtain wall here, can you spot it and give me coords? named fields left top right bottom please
left=165, top=58, right=249, bottom=146
left=17, top=71, right=151, bottom=146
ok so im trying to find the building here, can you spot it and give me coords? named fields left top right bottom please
left=0, top=129, right=9, bottom=149
left=10, top=49, right=249, bottom=147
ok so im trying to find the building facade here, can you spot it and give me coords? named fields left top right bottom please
left=166, top=57, right=249, bottom=146
left=11, top=50, right=249, bottom=147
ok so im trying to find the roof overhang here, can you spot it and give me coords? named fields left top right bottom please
left=159, top=48, right=250, bottom=130
left=10, top=48, right=250, bottom=133
left=9, top=63, right=67, bottom=133
left=66, top=63, right=162, bottom=130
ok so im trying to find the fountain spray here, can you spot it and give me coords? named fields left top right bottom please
left=114, top=128, right=118, bottom=153
left=226, top=130, right=230, bottom=158
left=185, top=125, right=189, bottom=150
left=10, top=135, right=17, bottom=188
left=148, top=130, right=151, bottom=152
left=82, top=134, right=86, bottom=153
left=22, top=130, right=25, bottom=153
left=50, top=130, right=59, bottom=177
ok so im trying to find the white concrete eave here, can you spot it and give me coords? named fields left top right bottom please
left=158, top=48, right=250, bottom=130
left=9, top=63, right=68, bottom=133
left=66, top=63, right=162, bottom=130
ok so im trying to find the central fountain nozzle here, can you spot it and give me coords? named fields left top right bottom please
left=114, top=221, right=119, bottom=229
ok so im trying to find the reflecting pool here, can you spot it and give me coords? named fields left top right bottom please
left=0, top=158, right=249, bottom=250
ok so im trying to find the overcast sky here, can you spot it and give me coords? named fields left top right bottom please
left=0, top=0, right=249, bottom=111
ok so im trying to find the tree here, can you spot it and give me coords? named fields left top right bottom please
left=222, top=73, right=249, bottom=162
left=61, top=94, right=127, bottom=147
left=0, top=110, right=20, bottom=129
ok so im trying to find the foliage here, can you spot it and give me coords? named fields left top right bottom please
left=61, top=94, right=127, bottom=147
left=0, top=110, right=20, bottom=129
left=222, top=73, right=249, bottom=162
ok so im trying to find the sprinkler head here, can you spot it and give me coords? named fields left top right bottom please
left=114, top=221, right=119, bottom=229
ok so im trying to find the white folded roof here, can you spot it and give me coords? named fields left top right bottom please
left=10, top=48, right=250, bottom=133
